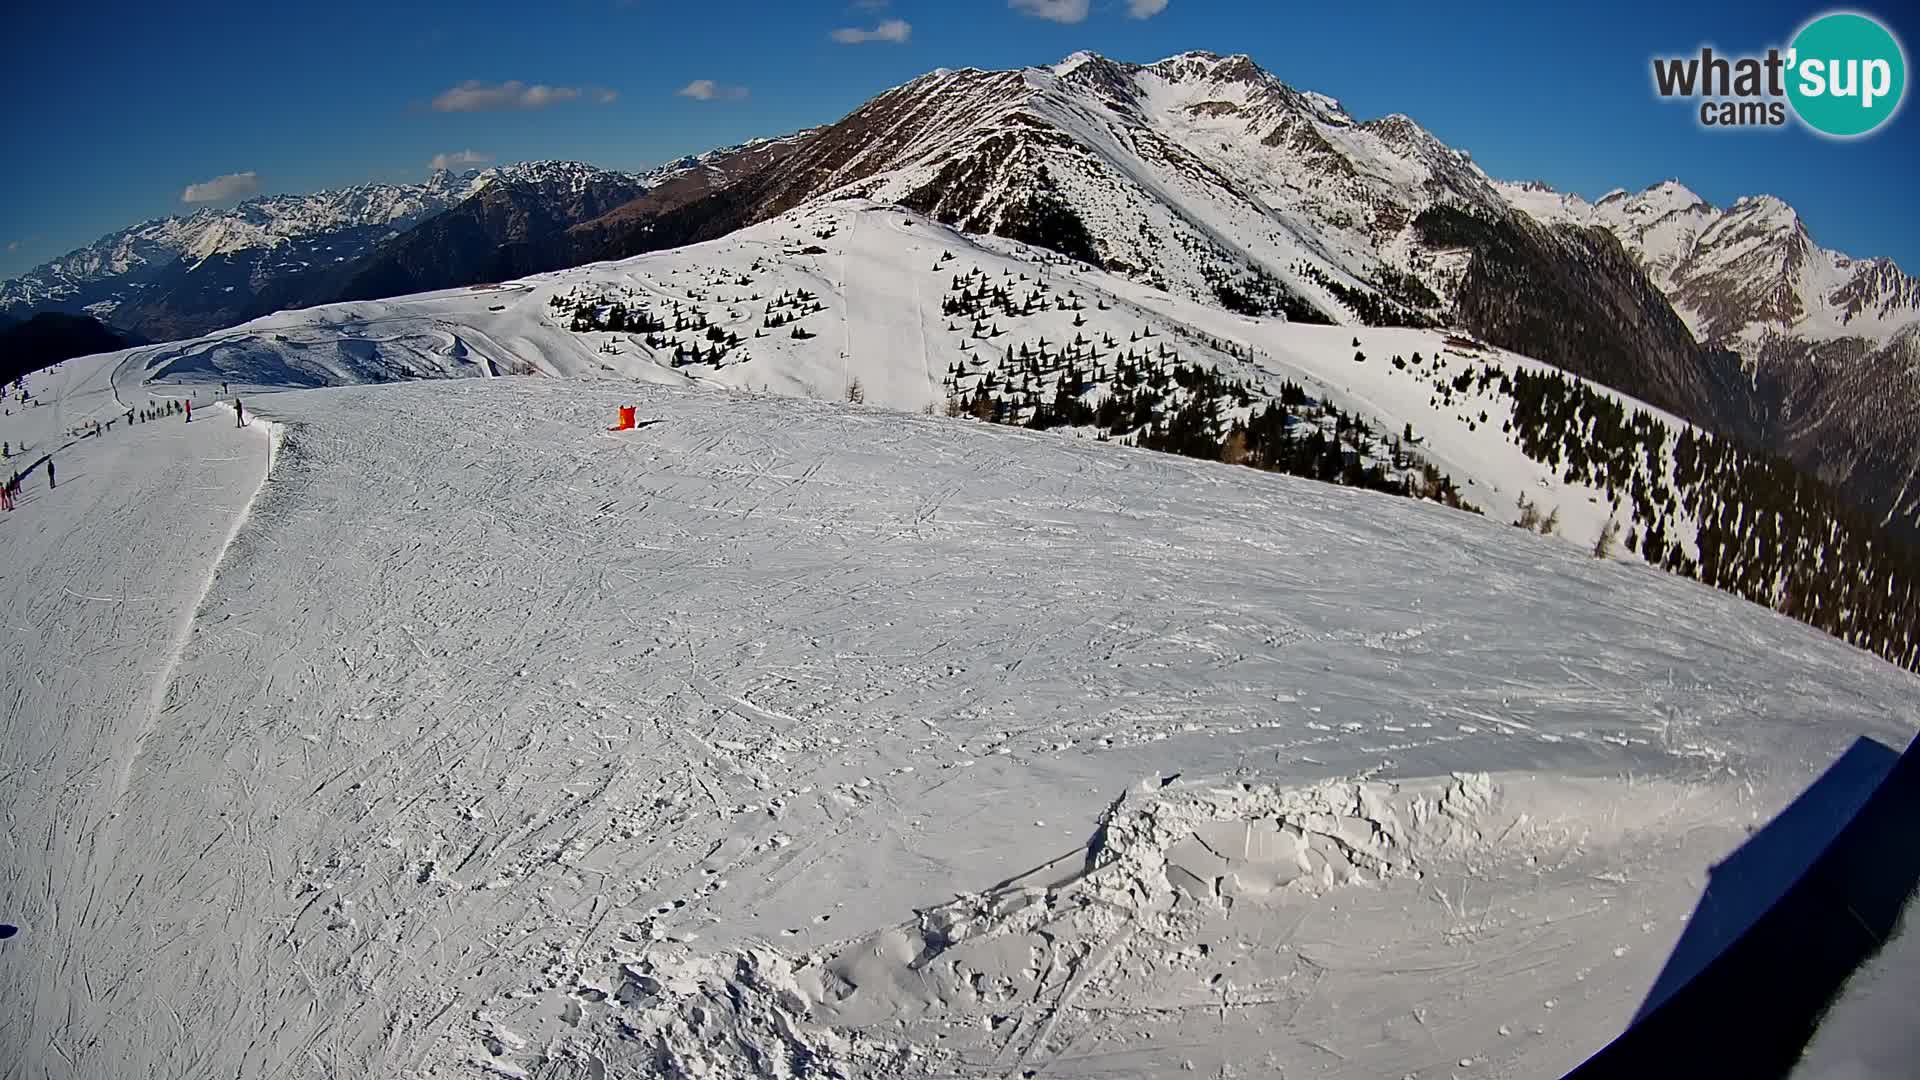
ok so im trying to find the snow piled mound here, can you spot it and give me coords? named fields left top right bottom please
left=546, top=773, right=1503, bottom=1078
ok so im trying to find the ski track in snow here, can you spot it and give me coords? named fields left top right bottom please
left=2, top=334, right=1917, bottom=1077
left=0, top=357, right=270, bottom=1079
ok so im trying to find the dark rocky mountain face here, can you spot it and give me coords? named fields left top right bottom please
left=1496, top=181, right=1920, bottom=540
left=252, top=166, right=648, bottom=314
left=251, top=147, right=815, bottom=318
left=1747, top=330, right=1920, bottom=537
left=342, top=176, right=641, bottom=304
left=1436, top=206, right=1920, bottom=541
left=1, top=313, right=132, bottom=384
left=1415, top=205, right=1757, bottom=442
left=563, top=134, right=818, bottom=260
left=107, top=224, right=404, bottom=342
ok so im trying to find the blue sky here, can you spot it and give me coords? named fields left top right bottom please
left=3, top=0, right=1915, bottom=280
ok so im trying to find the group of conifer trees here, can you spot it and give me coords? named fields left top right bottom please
left=1499, top=365, right=1918, bottom=672
left=947, top=346, right=1472, bottom=510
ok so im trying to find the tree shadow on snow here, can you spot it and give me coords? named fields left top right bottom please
left=1564, top=733, right=1920, bottom=1079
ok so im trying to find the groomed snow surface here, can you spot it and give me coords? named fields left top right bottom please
left=3, top=309, right=1917, bottom=1077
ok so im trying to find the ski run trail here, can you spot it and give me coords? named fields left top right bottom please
left=2, top=205, right=1918, bottom=1080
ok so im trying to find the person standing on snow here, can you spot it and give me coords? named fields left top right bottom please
left=235, top=398, right=244, bottom=427
left=185, top=400, right=192, bottom=423
left=46, top=459, right=55, bottom=490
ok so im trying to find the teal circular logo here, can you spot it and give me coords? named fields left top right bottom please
left=1787, top=12, right=1907, bottom=137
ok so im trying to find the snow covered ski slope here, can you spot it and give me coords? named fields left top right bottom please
left=1, top=343, right=1915, bottom=1079
left=118, top=202, right=1721, bottom=564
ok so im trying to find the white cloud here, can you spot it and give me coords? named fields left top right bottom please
left=831, top=18, right=911, bottom=44
left=180, top=171, right=261, bottom=204
left=676, top=79, right=750, bottom=101
left=431, top=80, right=614, bottom=112
left=1127, top=0, right=1169, bottom=17
left=429, top=150, right=493, bottom=171
left=5, top=240, right=17, bottom=253
left=1009, top=0, right=1089, bottom=23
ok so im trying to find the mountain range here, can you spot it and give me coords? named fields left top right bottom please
left=4, top=50, right=1916, bottom=536
left=0, top=169, right=479, bottom=340
left=585, top=50, right=1919, bottom=539
left=0, top=162, right=656, bottom=343
left=1497, top=178, right=1920, bottom=537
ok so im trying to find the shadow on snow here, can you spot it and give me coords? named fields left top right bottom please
left=1566, top=732, right=1920, bottom=1078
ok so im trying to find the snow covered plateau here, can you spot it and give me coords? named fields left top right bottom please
left=1, top=202, right=1916, bottom=1080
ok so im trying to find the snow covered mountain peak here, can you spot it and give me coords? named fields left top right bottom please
left=468, top=159, right=641, bottom=197
left=1643, top=178, right=1707, bottom=208
left=1496, top=176, right=1914, bottom=351
left=1727, top=192, right=1800, bottom=226
left=1051, top=49, right=1101, bottom=76
left=0, top=159, right=664, bottom=335
left=0, top=172, right=485, bottom=323
left=421, top=167, right=476, bottom=200
left=1145, top=49, right=1264, bottom=82
left=711, top=46, right=1526, bottom=333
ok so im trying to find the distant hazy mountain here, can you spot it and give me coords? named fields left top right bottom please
left=0, top=172, right=479, bottom=340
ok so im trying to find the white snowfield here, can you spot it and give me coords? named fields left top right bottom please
left=2, top=325, right=1916, bottom=1079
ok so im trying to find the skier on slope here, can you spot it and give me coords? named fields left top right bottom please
left=184, top=400, right=191, bottom=423
left=46, top=459, right=55, bottom=490
left=235, top=398, right=244, bottom=428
